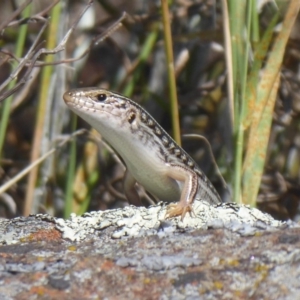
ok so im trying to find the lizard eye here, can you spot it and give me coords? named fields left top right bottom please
left=96, top=93, right=107, bottom=101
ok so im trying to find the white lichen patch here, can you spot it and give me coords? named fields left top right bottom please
left=32, top=200, right=287, bottom=242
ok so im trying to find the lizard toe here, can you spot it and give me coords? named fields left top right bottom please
left=165, top=203, right=194, bottom=220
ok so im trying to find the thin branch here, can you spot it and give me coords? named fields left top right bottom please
left=0, top=0, right=95, bottom=102
left=23, top=11, right=127, bottom=68
left=0, top=0, right=32, bottom=32
left=6, top=0, right=60, bottom=28
left=0, top=21, right=49, bottom=100
left=182, top=134, right=228, bottom=190
left=1, top=11, right=126, bottom=70
left=0, top=130, right=86, bottom=196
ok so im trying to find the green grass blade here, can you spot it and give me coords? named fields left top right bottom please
left=161, top=0, right=181, bottom=145
left=122, top=27, right=158, bottom=97
left=64, top=115, right=77, bottom=219
left=243, top=13, right=279, bottom=130
left=0, top=3, right=32, bottom=159
left=228, top=0, right=248, bottom=203
left=24, top=2, right=62, bottom=215
left=242, top=0, right=300, bottom=206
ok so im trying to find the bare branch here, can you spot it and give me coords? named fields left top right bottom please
left=1, top=11, right=127, bottom=69
left=0, top=21, right=49, bottom=100
left=31, top=10, right=127, bottom=68
left=0, top=0, right=33, bottom=32
left=0, top=0, right=95, bottom=102
left=0, top=130, right=87, bottom=196
left=0, top=1, right=126, bottom=102
left=6, top=0, right=60, bottom=28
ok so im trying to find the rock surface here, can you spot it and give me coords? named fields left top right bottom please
left=0, top=201, right=299, bottom=300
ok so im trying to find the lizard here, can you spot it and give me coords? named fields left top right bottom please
left=63, top=88, right=222, bottom=219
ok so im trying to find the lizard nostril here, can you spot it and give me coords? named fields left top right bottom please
left=63, top=91, right=72, bottom=103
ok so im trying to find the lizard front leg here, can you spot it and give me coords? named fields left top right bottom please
left=123, top=169, right=142, bottom=206
left=164, top=163, right=198, bottom=220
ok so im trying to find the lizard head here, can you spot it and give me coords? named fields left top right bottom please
left=63, top=88, right=151, bottom=135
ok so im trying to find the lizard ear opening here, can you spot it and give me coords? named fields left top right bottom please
left=128, top=111, right=136, bottom=124
left=96, top=93, right=107, bottom=101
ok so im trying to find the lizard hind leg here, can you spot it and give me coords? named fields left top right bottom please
left=164, top=163, right=198, bottom=220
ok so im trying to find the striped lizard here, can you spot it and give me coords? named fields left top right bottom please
left=63, top=88, right=222, bottom=219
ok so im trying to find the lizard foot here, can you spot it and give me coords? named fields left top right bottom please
left=165, top=202, right=195, bottom=221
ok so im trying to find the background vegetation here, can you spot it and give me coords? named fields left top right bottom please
left=0, top=0, right=299, bottom=221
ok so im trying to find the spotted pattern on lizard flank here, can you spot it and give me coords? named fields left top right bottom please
left=72, top=89, right=217, bottom=183
left=121, top=94, right=204, bottom=175
left=120, top=96, right=221, bottom=202
left=90, top=89, right=220, bottom=202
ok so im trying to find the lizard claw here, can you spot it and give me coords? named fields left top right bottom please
left=165, top=203, right=195, bottom=221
